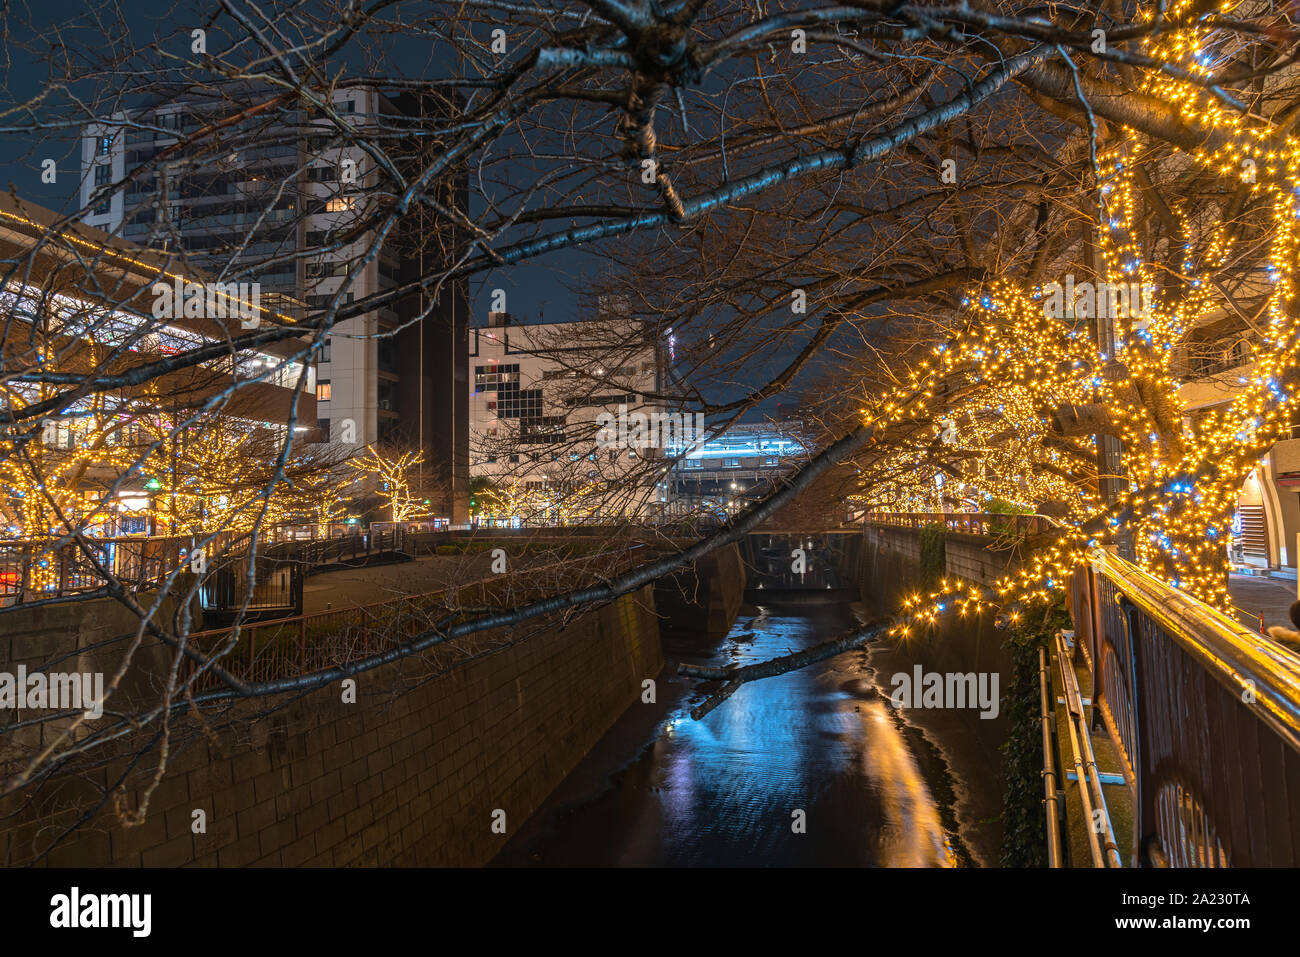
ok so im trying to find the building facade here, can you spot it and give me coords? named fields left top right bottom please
left=467, top=311, right=674, bottom=522
left=666, top=420, right=808, bottom=518
left=0, top=194, right=317, bottom=536
left=79, top=85, right=469, bottom=520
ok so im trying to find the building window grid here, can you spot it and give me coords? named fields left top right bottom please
left=474, top=363, right=520, bottom=391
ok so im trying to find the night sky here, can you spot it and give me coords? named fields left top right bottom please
left=0, top=0, right=583, bottom=328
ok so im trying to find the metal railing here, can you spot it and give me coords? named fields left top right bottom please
left=863, top=511, right=1054, bottom=536
left=198, top=560, right=303, bottom=617
left=0, top=523, right=417, bottom=609
left=0, top=533, right=232, bottom=608
left=290, top=526, right=408, bottom=569
left=181, top=546, right=649, bottom=692
left=1069, top=552, right=1300, bottom=866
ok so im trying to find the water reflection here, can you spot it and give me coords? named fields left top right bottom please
left=495, top=601, right=965, bottom=867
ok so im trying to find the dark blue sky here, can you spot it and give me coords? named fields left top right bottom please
left=0, top=1, right=815, bottom=420
left=0, top=0, right=581, bottom=327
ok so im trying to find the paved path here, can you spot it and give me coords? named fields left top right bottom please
left=301, top=553, right=494, bottom=614
left=300, top=545, right=640, bottom=615
left=1228, top=573, right=1297, bottom=633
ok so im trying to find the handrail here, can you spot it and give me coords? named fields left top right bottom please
left=1039, top=646, right=1063, bottom=868
left=1055, top=629, right=1123, bottom=867
left=188, top=543, right=650, bottom=641
left=1097, top=550, right=1300, bottom=755
left=863, top=510, right=1055, bottom=535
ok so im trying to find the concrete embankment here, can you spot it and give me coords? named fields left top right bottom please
left=1, top=544, right=751, bottom=866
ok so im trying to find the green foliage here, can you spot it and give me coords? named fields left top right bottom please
left=998, top=596, right=1070, bottom=867
left=984, top=497, right=1033, bottom=536
left=985, top=497, right=1032, bottom=516
left=919, top=523, right=946, bottom=591
left=467, top=477, right=496, bottom=516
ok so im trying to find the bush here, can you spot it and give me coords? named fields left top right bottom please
left=919, top=523, right=946, bottom=592
left=985, top=497, right=1033, bottom=536
left=998, top=597, right=1070, bottom=867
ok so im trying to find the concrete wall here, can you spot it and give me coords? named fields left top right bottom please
left=653, top=542, right=747, bottom=637
left=856, top=524, right=1015, bottom=681
left=1, top=591, right=190, bottom=768
left=1, top=587, right=663, bottom=867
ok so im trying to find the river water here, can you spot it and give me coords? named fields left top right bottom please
left=494, top=595, right=993, bottom=867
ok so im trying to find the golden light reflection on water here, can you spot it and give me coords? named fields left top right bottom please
left=860, top=700, right=958, bottom=867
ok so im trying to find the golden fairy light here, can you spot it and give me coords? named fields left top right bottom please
left=871, top=0, right=1300, bottom=632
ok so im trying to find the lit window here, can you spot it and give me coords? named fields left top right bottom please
left=316, top=382, right=331, bottom=401
left=326, top=196, right=355, bottom=212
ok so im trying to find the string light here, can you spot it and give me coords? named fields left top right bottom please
left=870, top=0, right=1300, bottom=631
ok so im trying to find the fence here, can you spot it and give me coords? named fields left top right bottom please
left=0, top=533, right=232, bottom=608
left=1069, top=552, right=1300, bottom=866
left=181, top=545, right=649, bottom=692
left=0, top=523, right=416, bottom=609
left=290, top=526, right=408, bottom=569
left=863, top=511, right=1053, bottom=536
left=198, top=560, right=303, bottom=618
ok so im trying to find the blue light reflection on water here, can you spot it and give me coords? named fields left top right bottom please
left=498, top=603, right=961, bottom=867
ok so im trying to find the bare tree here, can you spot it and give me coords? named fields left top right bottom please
left=1, top=0, right=1298, bottom=856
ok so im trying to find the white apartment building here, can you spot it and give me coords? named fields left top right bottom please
left=80, top=86, right=469, bottom=518
left=79, top=88, right=389, bottom=447
left=468, top=311, right=676, bottom=520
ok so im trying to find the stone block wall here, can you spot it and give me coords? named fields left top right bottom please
left=1, top=587, right=663, bottom=867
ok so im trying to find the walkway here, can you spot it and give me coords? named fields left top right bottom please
left=1228, top=572, right=1297, bottom=634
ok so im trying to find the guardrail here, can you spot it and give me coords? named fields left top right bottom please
left=182, top=545, right=650, bottom=692
left=1069, top=552, right=1300, bottom=866
left=0, top=533, right=235, bottom=608
left=863, top=511, right=1054, bottom=536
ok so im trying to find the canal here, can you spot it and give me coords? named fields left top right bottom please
left=494, top=592, right=999, bottom=867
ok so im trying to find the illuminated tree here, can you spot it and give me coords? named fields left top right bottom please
left=133, top=413, right=343, bottom=535
left=352, top=445, right=435, bottom=523
left=8, top=0, right=1300, bottom=851
left=474, top=479, right=554, bottom=524
left=851, top=0, right=1300, bottom=626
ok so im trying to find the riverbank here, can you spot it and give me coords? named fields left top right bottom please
left=494, top=597, right=992, bottom=866
left=861, top=624, right=1007, bottom=867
